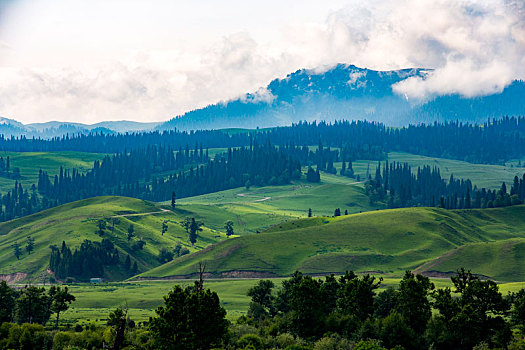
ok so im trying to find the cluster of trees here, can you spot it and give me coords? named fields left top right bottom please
left=279, top=139, right=381, bottom=174
left=240, top=269, right=525, bottom=350
left=36, top=142, right=301, bottom=205
left=0, top=181, right=42, bottom=222
left=0, top=281, right=75, bottom=329
left=365, top=161, right=525, bottom=210
left=37, top=144, right=208, bottom=204
left=0, top=156, right=20, bottom=179
left=2, top=117, right=525, bottom=165
left=11, top=236, right=34, bottom=260
left=49, top=240, right=137, bottom=281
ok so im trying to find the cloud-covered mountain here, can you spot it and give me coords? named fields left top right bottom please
left=1, top=64, right=524, bottom=137
left=158, top=64, right=525, bottom=130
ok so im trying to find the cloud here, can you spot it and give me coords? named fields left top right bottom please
left=316, top=0, right=525, bottom=100
left=0, top=0, right=523, bottom=123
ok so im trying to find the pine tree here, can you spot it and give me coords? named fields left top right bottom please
left=127, top=224, right=135, bottom=241
left=189, top=218, right=203, bottom=246
left=132, top=261, right=138, bottom=274
left=161, top=221, right=168, bottom=236
left=124, top=255, right=131, bottom=270
left=25, top=236, right=34, bottom=255
left=171, top=192, right=176, bottom=209
left=13, top=242, right=22, bottom=260
left=224, top=220, right=234, bottom=238
left=308, top=208, right=312, bottom=217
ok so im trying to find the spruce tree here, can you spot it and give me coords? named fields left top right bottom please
left=13, top=241, right=22, bottom=260
left=124, top=255, right=131, bottom=270
left=25, top=236, right=34, bottom=255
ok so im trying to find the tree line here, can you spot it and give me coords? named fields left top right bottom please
left=365, top=161, right=525, bottom=209
left=2, top=116, right=525, bottom=165
left=0, top=181, right=41, bottom=222
left=37, top=142, right=301, bottom=204
left=238, top=269, right=525, bottom=350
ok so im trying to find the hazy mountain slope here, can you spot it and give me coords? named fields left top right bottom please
left=159, top=64, right=525, bottom=130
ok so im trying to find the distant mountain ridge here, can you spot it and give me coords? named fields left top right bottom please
left=0, top=118, right=161, bottom=138
left=158, top=64, right=525, bottom=130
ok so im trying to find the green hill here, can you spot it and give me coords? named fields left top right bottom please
left=0, top=196, right=231, bottom=282
left=140, top=205, right=525, bottom=282
left=0, top=151, right=105, bottom=192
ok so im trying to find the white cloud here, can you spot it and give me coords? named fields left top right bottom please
left=0, top=0, right=523, bottom=123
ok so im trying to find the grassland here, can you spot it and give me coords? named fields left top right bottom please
left=0, top=196, right=233, bottom=281
left=141, top=205, right=525, bottom=282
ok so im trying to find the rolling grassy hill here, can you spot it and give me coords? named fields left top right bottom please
left=0, top=196, right=233, bottom=282
left=140, top=205, right=525, bottom=282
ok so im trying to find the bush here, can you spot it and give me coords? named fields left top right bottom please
left=354, top=340, right=387, bottom=350
left=285, top=345, right=312, bottom=350
left=314, top=334, right=353, bottom=350
left=274, top=333, right=296, bottom=348
left=237, top=334, right=264, bottom=350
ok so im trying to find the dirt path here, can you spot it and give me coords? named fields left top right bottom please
left=346, top=181, right=365, bottom=185
left=236, top=193, right=271, bottom=202
left=110, top=208, right=171, bottom=218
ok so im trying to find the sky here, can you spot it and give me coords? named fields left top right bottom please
left=0, top=0, right=523, bottom=124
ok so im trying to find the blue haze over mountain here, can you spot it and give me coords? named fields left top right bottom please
left=159, top=64, right=525, bottom=130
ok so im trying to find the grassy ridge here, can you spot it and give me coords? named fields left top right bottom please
left=141, top=205, right=525, bottom=281
left=0, top=197, right=231, bottom=281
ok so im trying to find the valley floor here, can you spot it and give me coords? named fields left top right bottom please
left=55, top=277, right=525, bottom=324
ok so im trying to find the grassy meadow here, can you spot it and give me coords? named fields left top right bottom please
left=141, top=205, right=525, bottom=282
left=0, top=196, right=232, bottom=281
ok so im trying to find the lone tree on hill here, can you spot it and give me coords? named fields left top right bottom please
left=308, top=208, right=312, bottom=217
left=224, top=220, right=234, bottom=238
left=161, top=221, right=168, bottom=236
left=127, top=224, right=135, bottom=241
left=96, top=219, right=106, bottom=236
left=189, top=218, right=203, bottom=246
left=13, top=241, right=22, bottom=260
left=180, top=217, right=192, bottom=233
left=25, top=236, right=34, bottom=255
left=171, top=192, right=176, bottom=209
